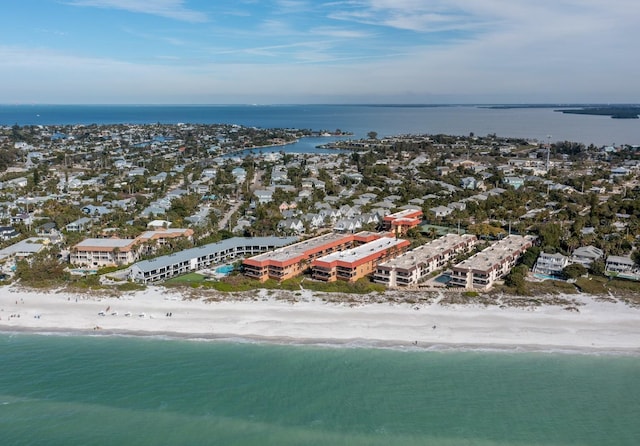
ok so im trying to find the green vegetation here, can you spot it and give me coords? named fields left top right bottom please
left=163, top=273, right=385, bottom=295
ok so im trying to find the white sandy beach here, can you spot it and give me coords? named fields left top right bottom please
left=1, top=285, right=639, bottom=353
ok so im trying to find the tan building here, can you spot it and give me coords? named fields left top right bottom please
left=70, top=238, right=140, bottom=267
left=374, top=234, right=477, bottom=287
left=71, top=228, right=194, bottom=268
left=449, top=235, right=535, bottom=290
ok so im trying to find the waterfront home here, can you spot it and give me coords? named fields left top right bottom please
left=571, top=246, right=604, bottom=268
left=533, top=252, right=569, bottom=278
left=605, top=255, right=640, bottom=280
left=0, top=237, right=48, bottom=262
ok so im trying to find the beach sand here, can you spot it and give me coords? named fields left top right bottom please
left=1, top=285, right=639, bottom=353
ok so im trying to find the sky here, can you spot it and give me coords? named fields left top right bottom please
left=2, top=0, right=639, bottom=104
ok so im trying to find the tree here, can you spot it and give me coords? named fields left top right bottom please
left=562, top=263, right=587, bottom=280
left=589, top=259, right=606, bottom=277
left=504, top=265, right=528, bottom=294
left=520, top=246, right=541, bottom=269
left=367, top=131, right=378, bottom=140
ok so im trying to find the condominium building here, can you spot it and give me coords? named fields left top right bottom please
left=382, top=209, right=423, bottom=235
left=71, top=228, right=196, bottom=268
left=311, top=236, right=410, bottom=282
left=374, top=234, right=478, bottom=287
left=449, top=235, right=535, bottom=290
left=70, top=238, right=140, bottom=267
left=129, top=236, right=298, bottom=283
left=243, top=231, right=381, bottom=282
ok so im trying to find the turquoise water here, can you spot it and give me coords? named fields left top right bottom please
left=215, top=264, right=235, bottom=275
left=1, top=334, right=639, bottom=445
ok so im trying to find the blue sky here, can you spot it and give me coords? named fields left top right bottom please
left=2, top=0, right=639, bottom=104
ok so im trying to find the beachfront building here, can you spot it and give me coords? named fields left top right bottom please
left=533, top=251, right=569, bottom=278
left=0, top=237, right=49, bottom=264
left=605, top=255, right=640, bottom=281
left=243, top=231, right=381, bottom=282
left=374, top=234, right=478, bottom=287
left=136, top=228, right=195, bottom=253
left=312, top=236, right=410, bottom=283
left=449, top=235, right=535, bottom=290
left=570, top=246, right=604, bottom=268
left=70, top=238, right=140, bottom=267
left=382, top=209, right=423, bottom=236
left=71, top=228, right=196, bottom=268
left=128, top=236, right=298, bottom=283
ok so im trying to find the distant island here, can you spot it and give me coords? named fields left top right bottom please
left=481, top=104, right=640, bottom=119
left=555, top=106, right=640, bottom=119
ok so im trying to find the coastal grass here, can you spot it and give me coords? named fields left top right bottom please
left=575, top=277, right=608, bottom=295
left=163, top=273, right=385, bottom=295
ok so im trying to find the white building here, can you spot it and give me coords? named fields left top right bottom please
left=533, top=252, right=569, bottom=278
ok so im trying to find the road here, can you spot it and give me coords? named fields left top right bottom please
left=217, top=169, right=262, bottom=231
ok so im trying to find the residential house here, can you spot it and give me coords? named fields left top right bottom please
left=254, top=189, right=274, bottom=204
left=503, top=176, right=525, bottom=190
left=533, top=252, right=570, bottom=278
left=429, top=206, right=453, bottom=218
left=0, top=226, right=20, bottom=241
left=605, top=255, right=640, bottom=280
left=277, top=218, right=305, bottom=235
left=0, top=237, right=48, bottom=263
left=571, top=246, right=604, bottom=268
left=65, top=217, right=93, bottom=232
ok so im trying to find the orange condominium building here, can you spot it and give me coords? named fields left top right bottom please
left=242, top=231, right=382, bottom=282
left=311, top=236, right=411, bottom=282
left=382, top=209, right=423, bottom=235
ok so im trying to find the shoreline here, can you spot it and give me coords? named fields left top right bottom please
left=1, top=285, right=639, bottom=355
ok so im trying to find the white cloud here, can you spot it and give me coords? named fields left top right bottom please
left=65, top=0, right=208, bottom=23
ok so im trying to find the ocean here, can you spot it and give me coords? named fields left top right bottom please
left=1, top=334, right=639, bottom=446
left=2, top=104, right=640, bottom=444
left=1, top=104, right=640, bottom=146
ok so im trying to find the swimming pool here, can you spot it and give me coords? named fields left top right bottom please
left=433, top=274, right=451, bottom=284
left=215, top=265, right=235, bottom=275
left=533, top=273, right=564, bottom=281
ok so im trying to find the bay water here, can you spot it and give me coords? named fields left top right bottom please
left=1, top=334, right=639, bottom=445
left=1, top=104, right=639, bottom=146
